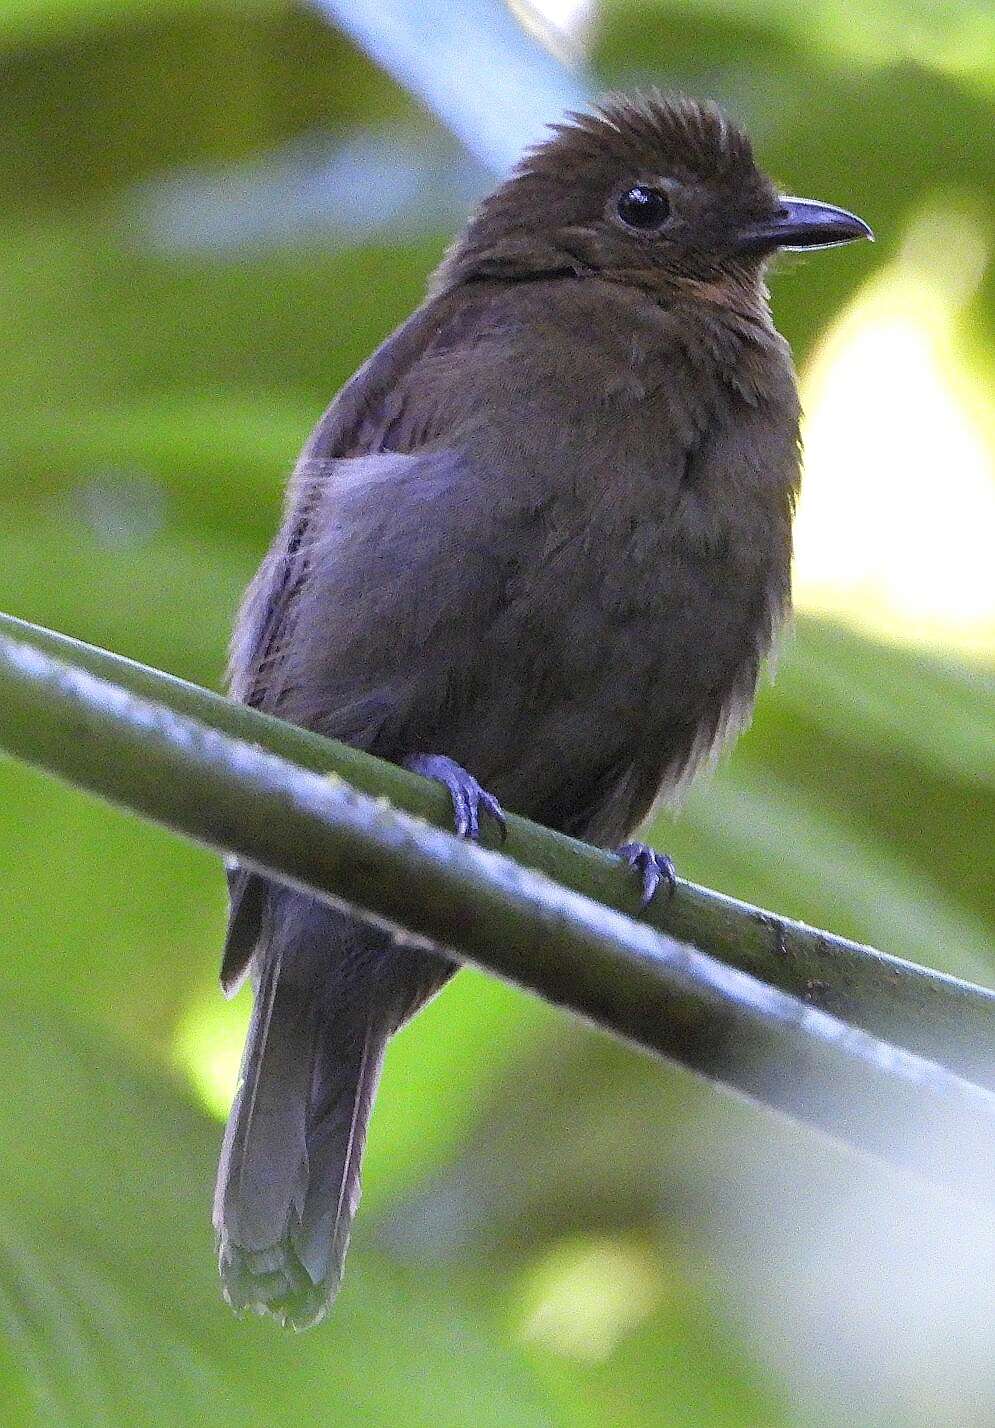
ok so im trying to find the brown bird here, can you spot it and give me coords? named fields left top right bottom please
left=213, top=92, right=871, bottom=1328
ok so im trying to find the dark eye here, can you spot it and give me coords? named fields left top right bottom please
left=616, top=185, right=670, bottom=231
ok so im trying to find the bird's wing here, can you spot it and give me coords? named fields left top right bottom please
left=222, top=305, right=440, bottom=986
left=229, top=300, right=442, bottom=714
left=222, top=287, right=502, bottom=989
left=221, top=449, right=508, bottom=990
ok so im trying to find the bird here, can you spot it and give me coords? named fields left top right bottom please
left=213, top=91, right=871, bottom=1329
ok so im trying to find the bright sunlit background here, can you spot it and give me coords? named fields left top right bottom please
left=795, top=204, right=995, bottom=659
left=0, top=1, right=992, bottom=1425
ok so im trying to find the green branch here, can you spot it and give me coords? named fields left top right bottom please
left=2, top=610, right=991, bottom=1092
left=0, top=624, right=993, bottom=1204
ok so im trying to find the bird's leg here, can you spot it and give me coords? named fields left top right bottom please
left=615, top=842, right=677, bottom=908
left=404, top=754, right=507, bottom=843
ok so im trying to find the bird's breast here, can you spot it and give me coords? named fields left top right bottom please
left=467, top=379, right=796, bottom=825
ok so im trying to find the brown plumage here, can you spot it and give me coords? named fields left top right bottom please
left=213, top=92, right=870, bottom=1328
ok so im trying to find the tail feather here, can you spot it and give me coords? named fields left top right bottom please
left=219, top=943, right=308, bottom=1253
left=213, top=894, right=392, bottom=1330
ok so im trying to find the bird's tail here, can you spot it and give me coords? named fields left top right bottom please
left=213, top=892, right=391, bottom=1330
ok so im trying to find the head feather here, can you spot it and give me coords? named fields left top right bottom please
left=524, top=92, right=757, bottom=188
left=432, top=91, right=776, bottom=294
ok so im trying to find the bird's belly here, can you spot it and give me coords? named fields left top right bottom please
left=438, top=525, right=780, bottom=844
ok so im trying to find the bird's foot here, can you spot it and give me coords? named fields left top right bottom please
left=404, top=754, right=507, bottom=843
left=616, top=842, right=677, bottom=908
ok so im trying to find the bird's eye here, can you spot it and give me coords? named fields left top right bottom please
left=616, top=185, right=670, bottom=231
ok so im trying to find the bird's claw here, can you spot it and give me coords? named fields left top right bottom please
left=616, top=842, right=677, bottom=908
left=404, top=754, right=507, bottom=843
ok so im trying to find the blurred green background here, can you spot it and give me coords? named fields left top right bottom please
left=0, top=1, right=993, bottom=1424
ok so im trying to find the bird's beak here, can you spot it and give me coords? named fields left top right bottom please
left=737, top=196, right=873, bottom=254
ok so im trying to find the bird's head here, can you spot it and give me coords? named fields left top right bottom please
left=436, top=93, right=871, bottom=298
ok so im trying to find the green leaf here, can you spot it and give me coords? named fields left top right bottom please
left=0, top=0, right=285, bottom=50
